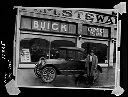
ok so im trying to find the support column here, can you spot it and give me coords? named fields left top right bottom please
left=109, top=41, right=114, bottom=67
left=77, top=23, right=82, bottom=48
left=77, top=38, right=82, bottom=48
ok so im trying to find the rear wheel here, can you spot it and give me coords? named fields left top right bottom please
left=41, top=66, right=56, bottom=83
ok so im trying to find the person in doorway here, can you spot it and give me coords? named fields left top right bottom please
left=86, top=50, right=98, bottom=84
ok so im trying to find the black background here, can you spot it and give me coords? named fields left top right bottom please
left=0, top=0, right=127, bottom=96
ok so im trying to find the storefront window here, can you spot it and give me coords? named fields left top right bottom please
left=82, top=42, right=108, bottom=63
left=20, top=38, right=50, bottom=62
left=20, top=37, right=76, bottom=63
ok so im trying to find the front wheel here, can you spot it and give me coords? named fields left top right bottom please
left=41, top=66, right=56, bottom=83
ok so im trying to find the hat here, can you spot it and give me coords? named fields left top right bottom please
left=90, top=50, right=94, bottom=53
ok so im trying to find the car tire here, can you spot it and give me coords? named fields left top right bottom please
left=34, top=65, right=41, bottom=78
left=41, top=66, right=56, bottom=83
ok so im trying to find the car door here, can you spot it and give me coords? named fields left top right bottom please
left=74, top=51, right=87, bottom=71
left=65, top=50, right=85, bottom=74
left=65, top=50, right=77, bottom=70
left=53, top=49, right=70, bottom=70
left=58, top=49, right=77, bottom=73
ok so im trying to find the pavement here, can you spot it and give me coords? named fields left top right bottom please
left=16, top=67, right=115, bottom=89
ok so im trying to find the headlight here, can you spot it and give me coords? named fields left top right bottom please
left=41, top=60, right=46, bottom=65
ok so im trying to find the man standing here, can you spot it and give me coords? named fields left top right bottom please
left=86, top=50, right=98, bottom=84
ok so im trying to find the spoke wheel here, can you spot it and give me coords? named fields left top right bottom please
left=34, top=65, right=41, bottom=78
left=41, top=66, right=56, bottom=83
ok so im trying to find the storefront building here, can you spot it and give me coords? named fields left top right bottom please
left=14, top=8, right=117, bottom=69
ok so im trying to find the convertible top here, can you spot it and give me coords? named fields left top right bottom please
left=59, top=47, right=85, bottom=52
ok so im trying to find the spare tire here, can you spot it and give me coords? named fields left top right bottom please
left=40, top=66, right=56, bottom=83
left=34, top=65, right=41, bottom=78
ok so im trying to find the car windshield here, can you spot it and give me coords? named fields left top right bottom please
left=49, top=48, right=86, bottom=60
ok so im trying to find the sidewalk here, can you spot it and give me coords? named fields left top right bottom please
left=16, top=67, right=115, bottom=88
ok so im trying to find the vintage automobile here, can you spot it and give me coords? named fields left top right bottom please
left=34, top=47, right=102, bottom=83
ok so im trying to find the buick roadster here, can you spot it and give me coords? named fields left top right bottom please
left=34, top=47, right=102, bottom=83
